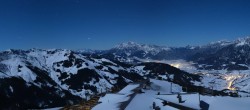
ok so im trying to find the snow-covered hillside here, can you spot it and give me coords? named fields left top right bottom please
left=93, top=79, right=250, bottom=110
left=0, top=49, right=144, bottom=109
left=0, top=49, right=202, bottom=109
left=93, top=79, right=182, bottom=110
left=2, top=37, right=250, bottom=109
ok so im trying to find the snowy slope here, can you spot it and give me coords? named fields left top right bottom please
left=1, top=49, right=202, bottom=109
left=3, top=36, right=250, bottom=109
left=93, top=84, right=139, bottom=110
left=201, top=96, right=250, bottom=110
left=0, top=49, right=144, bottom=109
left=93, top=79, right=182, bottom=110
left=125, top=79, right=182, bottom=110
left=93, top=79, right=250, bottom=110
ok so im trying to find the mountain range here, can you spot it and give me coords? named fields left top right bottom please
left=88, top=37, right=250, bottom=70
left=1, top=37, right=250, bottom=109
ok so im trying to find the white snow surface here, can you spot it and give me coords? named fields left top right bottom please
left=125, top=79, right=182, bottom=110
left=93, top=79, right=182, bottom=110
left=93, top=84, right=139, bottom=110
left=154, top=98, right=178, bottom=110
left=119, top=84, right=139, bottom=94
left=157, top=94, right=201, bottom=109
left=92, top=94, right=129, bottom=110
left=94, top=78, right=250, bottom=110
left=201, top=96, right=250, bottom=110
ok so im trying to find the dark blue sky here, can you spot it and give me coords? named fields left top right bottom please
left=1, top=0, right=250, bottom=50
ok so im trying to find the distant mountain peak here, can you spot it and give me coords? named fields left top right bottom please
left=207, top=40, right=232, bottom=47
left=235, top=36, right=250, bottom=46
left=203, top=37, right=250, bottom=48
left=115, top=41, right=141, bottom=49
left=236, top=36, right=250, bottom=41
left=115, top=41, right=170, bottom=49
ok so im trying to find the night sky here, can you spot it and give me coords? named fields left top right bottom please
left=1, top=0, right=250, bottom=50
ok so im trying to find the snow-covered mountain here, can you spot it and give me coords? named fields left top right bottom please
left=2, top=37, right=250, bottom=109
left=96, top=42, right=200, bottom=63
left=106, top=41, right=172, bottom=62
left=91, top=37, right=250, bottom=70
left=0, top=49, right=141, bottom=109
left=112, top=41, right=171, bottom=56
left=0, top=49, right=202, bottom=109
left=190, top=37, right=250, bottom=70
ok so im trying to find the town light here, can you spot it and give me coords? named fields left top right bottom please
left=171, top=63, right=181, bottom=68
